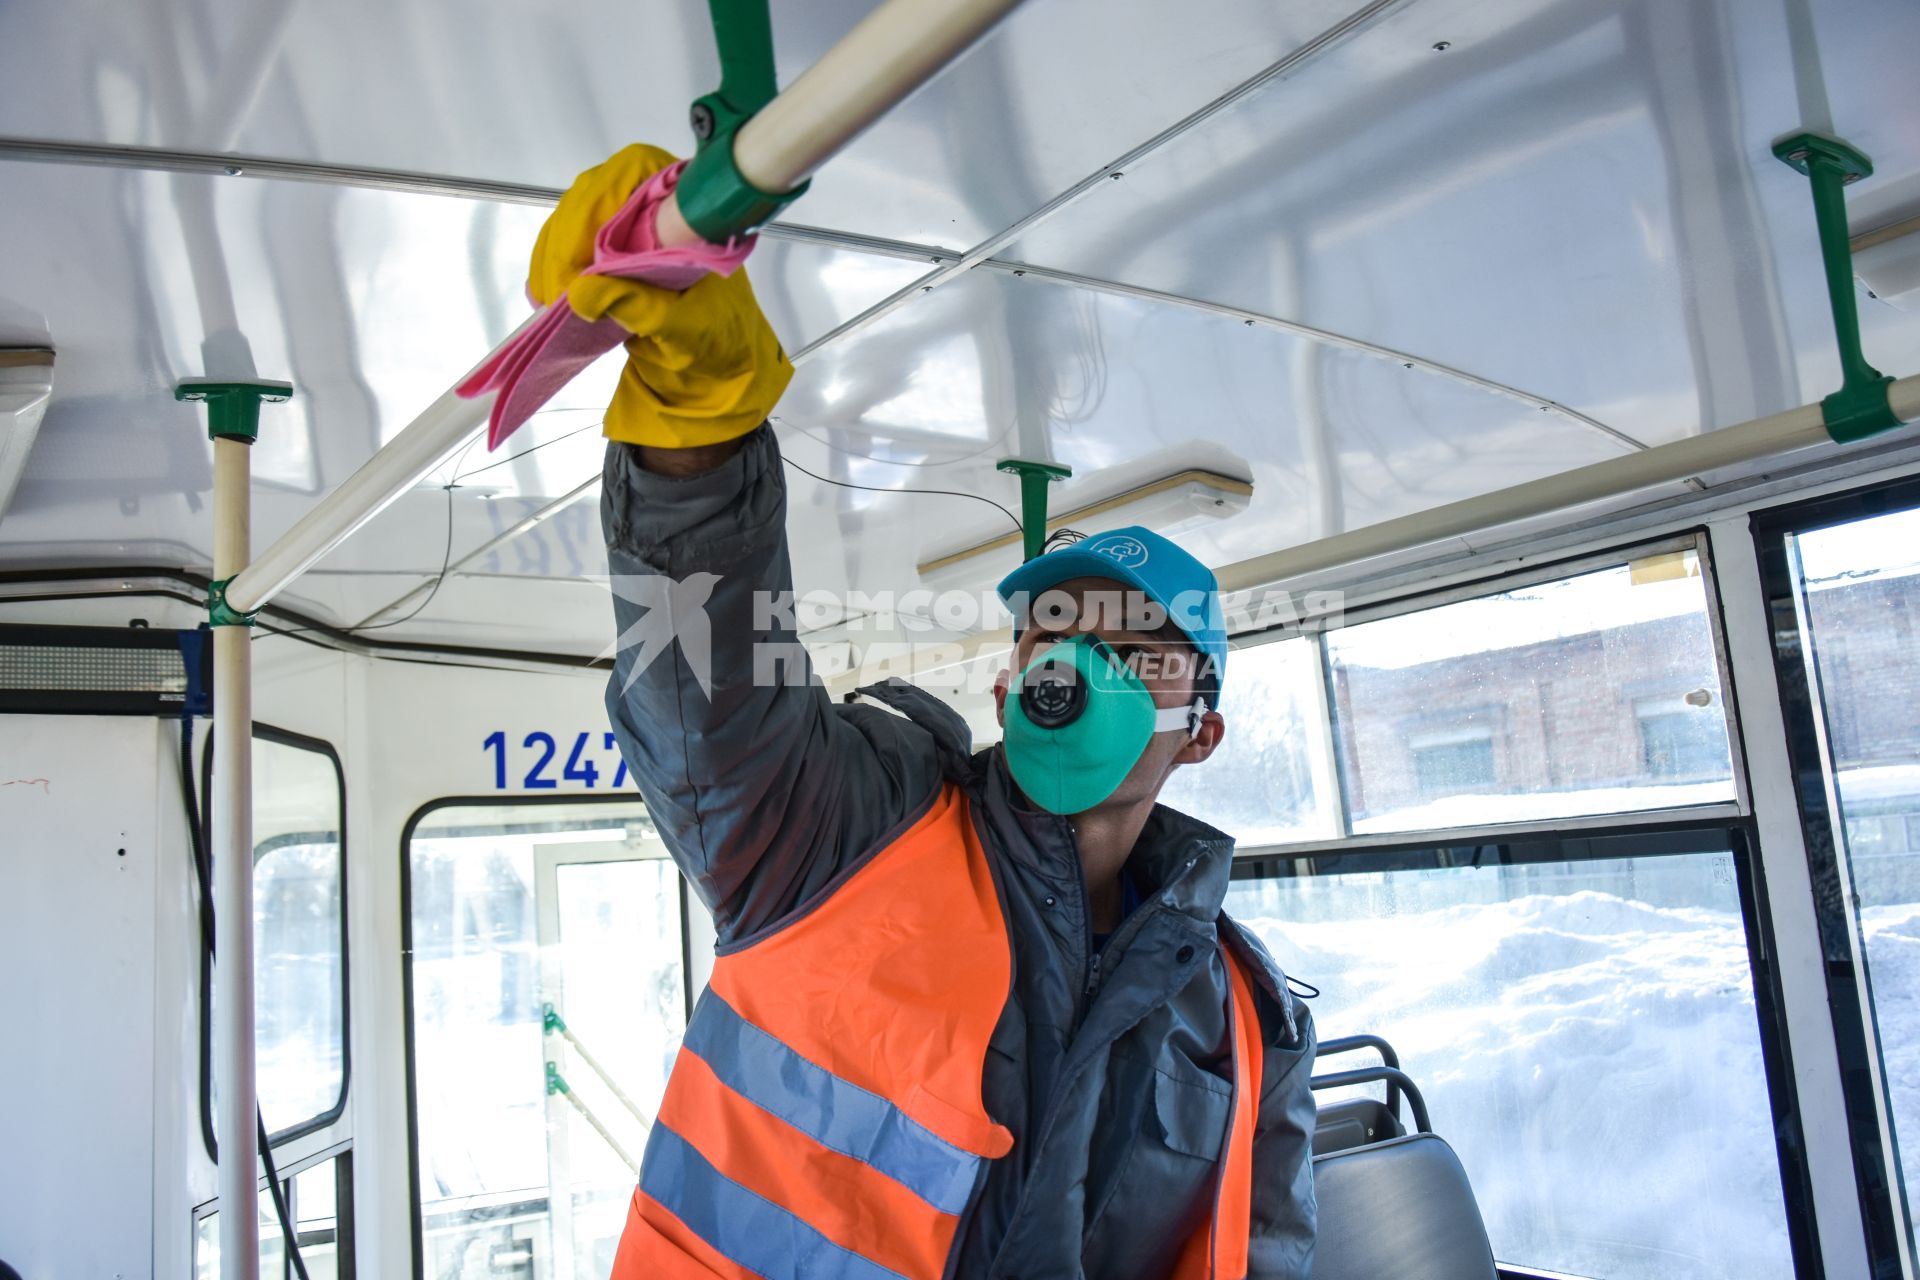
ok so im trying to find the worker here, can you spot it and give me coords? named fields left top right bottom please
left=543, top=145, right=1316, bottom=1279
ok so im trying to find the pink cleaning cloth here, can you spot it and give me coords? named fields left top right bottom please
left=456, top=159, right=757, bottom=450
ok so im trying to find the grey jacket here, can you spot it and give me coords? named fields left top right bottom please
left=601, top=426, right=1317, bottom=1279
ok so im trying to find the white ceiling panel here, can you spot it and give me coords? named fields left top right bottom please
left=1007, top=0, right=1920, bottom=444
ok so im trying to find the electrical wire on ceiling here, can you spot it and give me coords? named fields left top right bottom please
left=1048, top=289, right=1110, bottom=427
left=259, top=435, right=1025, bottom=647
left=453, top=419, right=604, bottom=482
left=259, top=423, right=609, bottom=643
left=255, top=481, right=457, bottom=642
left=781, top=453, right=1022, bottom=535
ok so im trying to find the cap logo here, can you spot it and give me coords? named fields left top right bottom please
left=1090, top=535, right=1149, bottom=568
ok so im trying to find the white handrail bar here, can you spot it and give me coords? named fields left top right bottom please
left=822, top=375, right=1920, bottom=697
left=1212, top=373, right=1920, bottom=593
left=225, top=0, right=1025, bottom=616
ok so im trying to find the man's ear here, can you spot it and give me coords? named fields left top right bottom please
left=992, top=666, right=1010, bottom=728
left=1173, top=709, right=1225, bottom=766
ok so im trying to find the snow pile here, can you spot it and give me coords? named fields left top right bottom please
left=1862, top=903, right=1920, bottom=1211
left=1236, top=886, right=1799, bottom=1280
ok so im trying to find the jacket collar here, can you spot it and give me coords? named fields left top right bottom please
left=976, top=746, right=1237, bottom=925
left=855, top=678, right=1242, bottom=924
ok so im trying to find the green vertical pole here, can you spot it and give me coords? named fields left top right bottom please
left=997, top=458, right=1072, bottom=561
left=1772, top=131, right=1897, bottom=442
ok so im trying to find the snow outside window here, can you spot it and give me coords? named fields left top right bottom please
left=1790, top=504, right=1920, bottom=1252
left=1228, top=841, right=1794, bottom=1280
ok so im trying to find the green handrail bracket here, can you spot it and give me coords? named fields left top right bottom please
left=1773, top=131, right=1897, bottom=443
left=177, top=378, right=291, bottom=628
left=677, top=0, right=810, bottom=242
left=542, top=1003, right=566, bottom=1035
left=206, top=577, right=256, bottom=629
left=997, top=458, right=1074, bottom=561
left=174, top=378, right=293, bottom=444
left=545, top=1061, right=570, bottom=1098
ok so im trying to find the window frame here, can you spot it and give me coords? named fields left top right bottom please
left=198, top=722, right=351, bottom=1159
left=398, top=792, right=693, bottom=1280
left=1228, top=814, right=1823, bottom=1280
left=1224, top=530, right=1750, bottom=856
left=1752, top=474, right=1920, bottom=1276
left=191, top=1139, right=356, bottom=1280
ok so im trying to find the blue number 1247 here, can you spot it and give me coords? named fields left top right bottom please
left=482, top=730, right=629, bottom=790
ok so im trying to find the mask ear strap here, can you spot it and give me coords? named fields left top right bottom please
left=1153, top=697, right=1209, bottom=739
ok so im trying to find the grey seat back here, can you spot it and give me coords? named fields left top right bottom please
left=1309, top=1132, right=1497, bottom=1280
left=1313, top=1095, right=1404, bottom=1155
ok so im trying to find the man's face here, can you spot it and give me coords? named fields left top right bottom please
left=993, top=575, right=1226, bottom=813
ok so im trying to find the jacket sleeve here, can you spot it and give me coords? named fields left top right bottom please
left=600, top=424, right=948, bottom=942
left=1247, top=992, right=1318, bottom=1278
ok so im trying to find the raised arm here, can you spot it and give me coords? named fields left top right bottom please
left=601, top=424, right=949, bottom=941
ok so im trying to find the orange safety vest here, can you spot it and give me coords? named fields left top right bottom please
left=610, top=783, right=1265, bottom=1280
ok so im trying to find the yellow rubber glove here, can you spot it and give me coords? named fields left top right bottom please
left=529, top=143, right=793, bottom=449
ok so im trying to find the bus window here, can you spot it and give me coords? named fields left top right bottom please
left=194, top=1188, right=281, bottom=1280
left=403, top=799, right=686, bottom=1280
left=1326, top=545, right=1736, bottom=834
left=1159, top=635, right=1338, bottom=844
left=1785, top=503, right=1920, bottom=1248
left=204, top=729, right=348, bottom=1145
left=194, top=1150, right=352, bottom=1280
left=1174, top=542, right=1739, bottom=850
left=1229, top=830, right=1794, bottom=1280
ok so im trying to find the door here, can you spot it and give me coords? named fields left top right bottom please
left=533, top=840, right=687, bottom=1280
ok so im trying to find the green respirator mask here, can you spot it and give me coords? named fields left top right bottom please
left=1003, top=635, right=1208, bottom=815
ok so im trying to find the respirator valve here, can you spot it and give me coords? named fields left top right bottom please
left=1019, top=655, right=1087, bottom=729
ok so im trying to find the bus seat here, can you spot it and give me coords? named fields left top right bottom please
left=1310, top=1132, right=1498, bottom=1280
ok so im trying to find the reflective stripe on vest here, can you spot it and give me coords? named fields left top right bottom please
left=611, top=783, right=1268, bottom=1280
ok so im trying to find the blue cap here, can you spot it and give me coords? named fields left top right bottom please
left=997, top=526, right=1227, bottom=687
